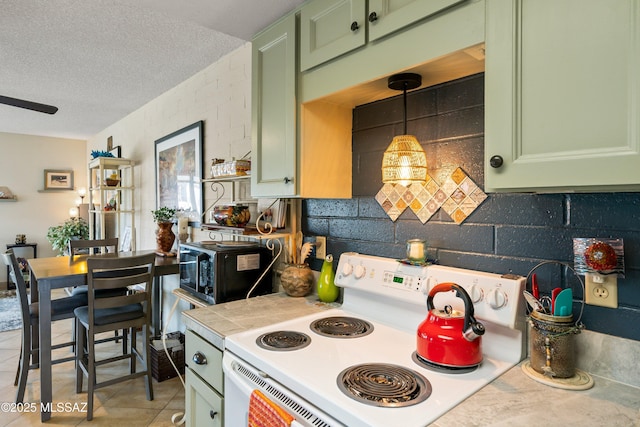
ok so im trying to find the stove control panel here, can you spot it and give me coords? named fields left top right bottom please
left=336, top=253, right=526, bottom=329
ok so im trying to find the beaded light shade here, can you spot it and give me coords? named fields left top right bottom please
left=381, top=73, right=427, bottom=185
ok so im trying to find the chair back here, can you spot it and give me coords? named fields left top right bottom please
left=2, top=250, right=30, bottom=329
left=69, top=238, right=118, bottom=264
left=86, top=253, right=156, bottom=330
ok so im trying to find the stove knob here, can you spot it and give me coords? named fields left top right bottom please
left=469, top=285, right=484, bottom=303
left=354, top=264, right=366, bottom=279
left=341, top=262, right=354, bottom=276
left=487, top=288, right=508, bottom=309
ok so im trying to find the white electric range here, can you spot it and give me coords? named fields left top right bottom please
left=223, top=253, right=527, bottom=427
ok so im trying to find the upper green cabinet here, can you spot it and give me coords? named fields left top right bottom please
left=300, top=0, right=466, bottom=71
left=251, top=14, right=297, bottom=198
left=368, top=0, right=467, bottom=42
left=485, top=0, right=640, bottom=192
left=300, top=0, right=366, bottom=72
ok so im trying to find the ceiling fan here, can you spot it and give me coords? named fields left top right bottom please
left=0, top=95, right=58, bottom=114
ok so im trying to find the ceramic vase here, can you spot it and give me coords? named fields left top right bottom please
left=281, top=263, right=314, bottom=297
left=318, top=254, right=339, bottom=303
left=156, top=221, right=175, bottom=253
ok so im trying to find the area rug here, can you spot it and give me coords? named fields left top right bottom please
left=0, top=290, right=22, bottom=332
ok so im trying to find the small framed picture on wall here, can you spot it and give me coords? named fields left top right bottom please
left=44, top=169, right=74, bottom=190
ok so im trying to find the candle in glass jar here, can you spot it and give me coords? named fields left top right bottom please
left=178, top=217, right=189, bottom=234
left=407, top=239, right=426, bottom=262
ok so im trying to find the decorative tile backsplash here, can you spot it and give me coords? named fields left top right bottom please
left=375, top=167, right=487, bottom=224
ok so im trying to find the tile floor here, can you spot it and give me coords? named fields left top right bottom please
left=0, top=290, right=185, bottom=426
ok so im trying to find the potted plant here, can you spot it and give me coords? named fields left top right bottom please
left=151, top=207, right=176, bottom=254
left=46, top=217, right=90, bottom=255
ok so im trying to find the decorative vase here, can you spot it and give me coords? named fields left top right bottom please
left=280, top=263, right=314, bottom=297
left=317, top=254, right=339, bottom=303
left=156, top=221, right=175, bottom=253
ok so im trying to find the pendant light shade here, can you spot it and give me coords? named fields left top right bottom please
left=382, top=134, right=427, bottom=184
left=381, top=73, right=426, bottom=186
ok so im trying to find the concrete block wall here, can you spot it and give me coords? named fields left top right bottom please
left=302, top=73, right=640, bottom=341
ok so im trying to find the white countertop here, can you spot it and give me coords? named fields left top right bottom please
left=181, top=293, right=640, bottom=426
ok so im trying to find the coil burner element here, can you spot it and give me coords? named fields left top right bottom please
left=337, top=363, right=432, bottom=407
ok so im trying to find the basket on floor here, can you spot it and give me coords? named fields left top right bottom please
left=150, top=331, right=185, bottom=382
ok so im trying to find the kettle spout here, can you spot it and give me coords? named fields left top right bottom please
left=463, top=320, right=485, bottom=342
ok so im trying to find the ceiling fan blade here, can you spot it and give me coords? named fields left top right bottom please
left=0, top=95, right=58, bottom=115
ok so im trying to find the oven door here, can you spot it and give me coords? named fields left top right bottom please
left=222, top=350, right=343, bottom=427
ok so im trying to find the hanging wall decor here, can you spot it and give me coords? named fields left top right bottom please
left=376, top=167, right=487, bottom=225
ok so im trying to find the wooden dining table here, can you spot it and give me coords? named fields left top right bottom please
left=28, top=250, right=179, bottom=422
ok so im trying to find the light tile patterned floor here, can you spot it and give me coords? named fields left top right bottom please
left=0, top=290, right=185, bottom=426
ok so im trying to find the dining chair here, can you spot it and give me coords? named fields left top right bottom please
left=68, top=238, right=128, bottom=350
left=68, top=237, right=119, bottom=263
left=74, top=253, right=156, bottom=421
left=2, top=250, right=88, bottom=404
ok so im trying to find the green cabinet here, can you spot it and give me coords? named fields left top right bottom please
left=251, top=14, right=297, bottom=198
left=301, top=0, right=465, bottom=71
left=368, top=0, right=466, bottom=42
left=300, top=0, right=366, bottom=71
left=485, top=0, right=640, bottom=192
left=185, top=330, right=224, bottom=427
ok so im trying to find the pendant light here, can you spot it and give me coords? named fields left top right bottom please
left=381, top=73, right=427, bottom=185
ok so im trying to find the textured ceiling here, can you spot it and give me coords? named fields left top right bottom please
left=0, top=0, right=305, bottom=140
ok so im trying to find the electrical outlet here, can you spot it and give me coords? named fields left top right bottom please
left=585, top=274, right=618, bottom=308
left=315, top=236, right=326, bottom=259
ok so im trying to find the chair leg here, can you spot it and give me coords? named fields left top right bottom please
left=122, top=328, right=128, bottom=354
left=86, top=330, right=95, bottom=421
left=75, top=318, right=86, bottom=394
left=130, top=327, right=137, bottom=374
left=15, top=323, right=31, bottom=403
left=144, top=324, right=153, bottom=401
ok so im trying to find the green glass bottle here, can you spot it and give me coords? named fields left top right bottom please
left=317, top=254, right=339, bottom=303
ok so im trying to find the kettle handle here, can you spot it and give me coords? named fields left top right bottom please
left=427, top=283, right=485, bottom=340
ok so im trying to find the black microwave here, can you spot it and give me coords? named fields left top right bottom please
left=179, top=241, right=273, bottom=305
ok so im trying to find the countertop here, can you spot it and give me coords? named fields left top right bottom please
left=181, top=292, right=334, bottom=350
left=181, top=293, right=640, bottom=426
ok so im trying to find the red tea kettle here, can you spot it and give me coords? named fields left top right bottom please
left=417, top=283, right=485, bottom=368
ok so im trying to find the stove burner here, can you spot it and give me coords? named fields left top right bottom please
left=256, top=331, right=311, bottom=351
left=337, top=363, right=431, bottom=407
left=412, top=351, right=479, bottom=374
left=310, top=316, right=373, bottom=338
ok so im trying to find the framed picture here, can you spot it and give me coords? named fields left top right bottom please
left=155, top=121, right=203, bottom=222
left=109, top=145, right=121, bottom=158
left=44, top=169, right=74, bottom=190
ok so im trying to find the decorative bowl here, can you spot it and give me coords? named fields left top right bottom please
left=213, top=205, right=250, bottom=227
left=105, top=178, right=120, bottom=186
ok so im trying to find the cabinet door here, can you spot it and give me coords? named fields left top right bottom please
left=251, top=15, right=297, bottom=197
left=185, top=369, right=223, bottom=427
left=300, top=0, right=366, bottom=71
left=485, top=0, right=640, bottom=192
left=368, top=0, right=466, bottom=42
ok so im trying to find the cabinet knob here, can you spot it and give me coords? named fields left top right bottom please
left=350, top=21, right=360, bottom=32
left=489, top=155, right=504, bottom=168
left=192, top=351, right=207, bottom=365
left=283, top=177, right=293, bottom=184
left=209, top=410, right=218, bottom=419
left=368, top=12, right=378, bottom=22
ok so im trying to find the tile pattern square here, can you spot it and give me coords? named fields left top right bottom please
left=376, top=167, right=487, bottom=224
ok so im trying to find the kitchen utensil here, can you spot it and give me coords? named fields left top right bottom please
left=531, top=273, right=539, bottom=299
left=523, top=291, right=544, bottom=312
left=553, top=288, right=573, bottom=316
left=417, top=283, right=485, bottom=368
left=551, top=287, right=562, bottom=312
